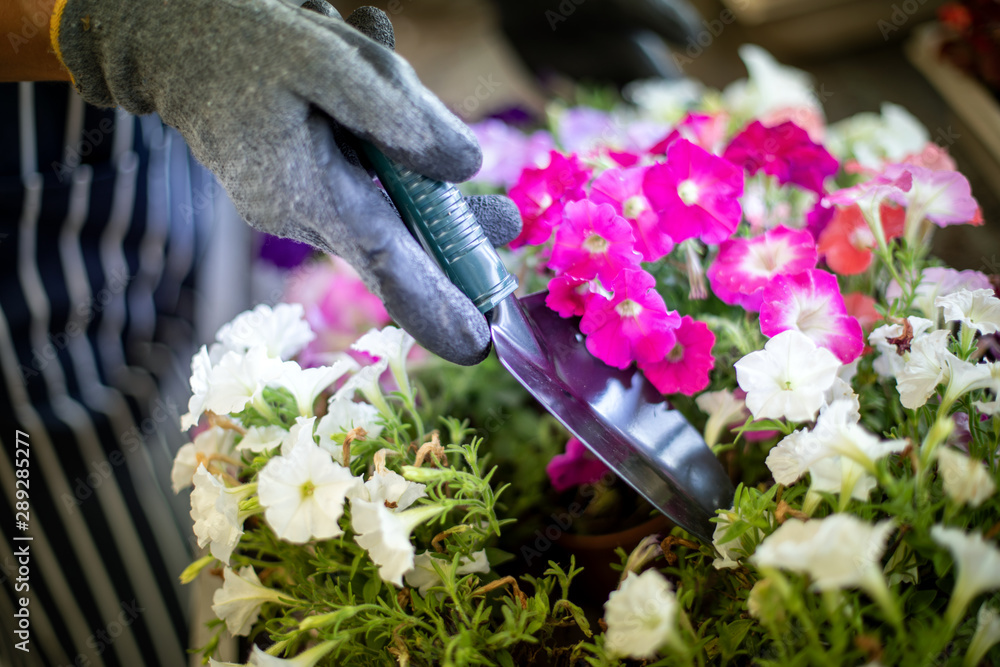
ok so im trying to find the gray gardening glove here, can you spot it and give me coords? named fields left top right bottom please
left=52, top=0, right=522, bottom=366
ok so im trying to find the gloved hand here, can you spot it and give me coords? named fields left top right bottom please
left=51, top=0, right=522, bottom=366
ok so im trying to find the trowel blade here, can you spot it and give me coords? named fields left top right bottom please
left=488, top=292, right=735, bottom=543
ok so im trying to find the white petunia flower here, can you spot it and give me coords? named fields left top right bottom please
left=352, top=326, right=416, bottom=401
left=695, top=389, right=749, bottom=448
left=404, top=550, right=490, bottom=595
left=276, top=359, right=354, bottom=417
left=722, top=44, right=821, bottom=121
left=752, top=515, right=895, bottom=592
left=811, top=400, right=908, bottom=473
left=941, top=358, right=996, bottom=408
left=257, top=434, right=361, bottom=543
left=896, top=329, right=951, bottom=409
left=352, top=501, right=447, bottom=586
left=315, top=398, right=383, bottom=456
left=171, top=426, right=236, bottom=494
left=205, top=346, right=292, bottom=417
left=967, top=605, right=1000, bottom=667
left=182, top=346, right=216, bottom=429
left=190, top=465, right=254, bottom=564
left=936, top=447, right=997, bottom=508
left=931, top=525, right=1000, bottom=620
left=334, top=357, right=391, bottom=417
left=827, top=102, right=927, bottom=168
left=766, top=429, right=820, bottom=486
left=278, top=417, right=316, bottom=456
left=244, top=642, right=337, bottom=667
left=604, top=569, right=681, bottom=659
left=216, top=303, right=315, bottom=360
left=735, top=330, right=841, bottom=423
left=354, top=470, right=426, bottom=511
left=237, top=425, right=288, bottom=453
left=936, top=289, right=1000, bottom=335
left=869, top=317, right=936, bottom=379
left=212, top=566, right=287, bottom=636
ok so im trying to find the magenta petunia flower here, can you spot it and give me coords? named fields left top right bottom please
left=508, top=151, right=591, bottom=249
left=759, top=269, right=864, bottom=364
left=546, top=438, right=609, bottom=492
left=643, top=139, right=744, bottom=246
left=722, top=121, right=839, bottom=194
left=548, top=200, right=641, bottom=282
left=545, top=274, right=594, bottom=318
left=591, top=166, right=674, bottom=261
left=639, top=316, right=716, bottom=396
left=707, top=226, right=818, bottom=312
left=580, top=268, right=681, bottom=369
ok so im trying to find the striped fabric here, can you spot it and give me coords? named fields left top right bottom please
left=0, top=82, right=232, bottom=667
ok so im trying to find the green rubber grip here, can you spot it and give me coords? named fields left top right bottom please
left=359, top=142, right=518, bottom=314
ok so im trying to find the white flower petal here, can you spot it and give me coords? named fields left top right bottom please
left=216, top=303, right=315, bottom=360
left=604, top=570, right=680, bottom=659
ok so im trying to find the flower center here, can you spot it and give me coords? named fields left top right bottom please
left=677, top=179, right=700, bottom=206
left=623, top=195, right=649, bottom=219
left=616, top=299, right=642, bottom=318
left=583, top=234, right=610, bottom=254
left=849, top=226, right=876, bottom=250
left=536, top=192, right=554, bottom=211
left=300, top=481, right=316, bottom=499
left=667, top=343, right=685, bottom=363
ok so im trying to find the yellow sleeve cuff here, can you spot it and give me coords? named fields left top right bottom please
left=49, top=0, right=72, bottom=78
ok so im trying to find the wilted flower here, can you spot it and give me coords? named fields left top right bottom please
left=604, top=569, right=682, bottom=659
left=315, top=398, right=383, bottom=455
left=695, top=389, right=749, bottom=448
left=171, top=427, right=236, bottom=493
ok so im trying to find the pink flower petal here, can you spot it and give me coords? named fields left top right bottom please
left=644, top=139, right=744, bottom=246
left=546, top=274, right=594, bottom=318
left=548, top=200, right=640, bottom=282
left=723, top=121, right=838, bottom=194
left=759, top=269, right=864, bottom=363
left=580, top=269, right=680, bottom=369
left=707, top=226, right=818, bottom=312
left=546, top=437, right=609, bottom=492
left=883, top=163, right=979, bottom=226
left=508, top=151, right=591, bottom=249
left=591, top=166, right=673, bottom=261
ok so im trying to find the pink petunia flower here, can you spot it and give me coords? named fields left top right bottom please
left=759, top=269, right=864, bottom=364
left=548, top=200, right=641, bottom=282
left=639, top=316, right=716, bottom=396
left=643, top=139, right=745, bottom=246
left=580, top=268, right=681, bottom=369
left=722, top=120, right=838, bottom=194
left=882, top=163, right=979, bottom=227
left=648, top=111, right=730, bottom=155
left=590, top=166, right=674, bottom=261
left=546, top=437, right=610, bottom=492
left=546, top=274, right=594, bottom=318
left=508, top=151, right=591, bottom=249
left=707, top=226, right=818, bottom=312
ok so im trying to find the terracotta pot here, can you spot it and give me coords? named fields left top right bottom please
left=555, top=514, right=675, bottom=602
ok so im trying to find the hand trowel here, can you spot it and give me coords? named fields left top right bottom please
left=330, top=3, right=735, bottom=543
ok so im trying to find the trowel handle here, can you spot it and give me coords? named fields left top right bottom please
left=359, top=142, right=518, bottom=314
